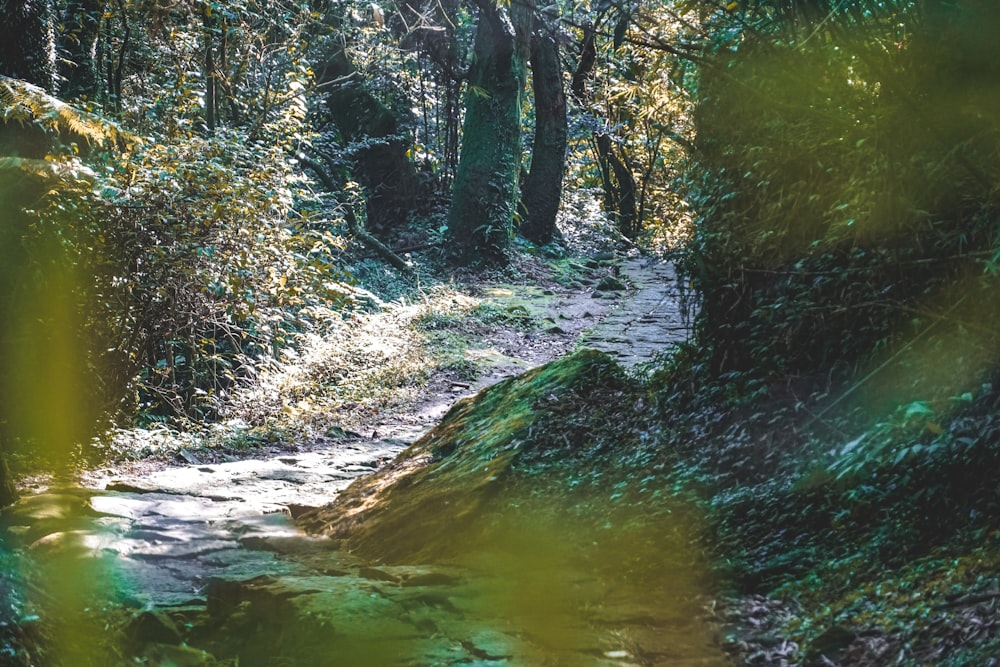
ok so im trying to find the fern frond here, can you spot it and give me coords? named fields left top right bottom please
left=0, top=75, right=128, bottom=148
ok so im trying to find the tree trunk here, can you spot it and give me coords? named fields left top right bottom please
left=105, top=0, right=129, bottom=114
left=595, top=132, right=638, bottom=240
left=571, top=20, right=596, bottom=102
left=518, top=33, right=567, bottom=246
left=299, top=156, right=414, bottom=275
left=570, top=18, right=639, bottom=240
left=395, top=0, right=464, bottom=191
left=0, top=457, right=17, bottom=507
left=318, top=49, right=419, bottom=237
left=446, top=0, right=533, bottom=266
left=0, top=0, right=57, bottom=92
left=204, top=7, right=217, bottom=134
left=58, top=0, right=104, bottom=100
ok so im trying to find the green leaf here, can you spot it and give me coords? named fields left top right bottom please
left=904, top=401, right=933, bottom=419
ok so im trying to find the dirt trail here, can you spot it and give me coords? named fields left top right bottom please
left=579, top=258, right=692, bottom=367
left=374, top=257, right=691, bottom=441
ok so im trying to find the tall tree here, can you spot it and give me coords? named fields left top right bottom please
left=595, top=131, right=638, bottom=239
left=518, top=31, right=567, bottom=246
left=446, top=0, right=533, bottom=265
left=394, top=0, right=465, bottom=191
left=202, top=2, right=218, bottom=134
left=572, top=13, right=639, bottom=242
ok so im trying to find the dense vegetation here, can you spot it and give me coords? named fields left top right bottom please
left=0, top=0, right=699, bottom=466
left=1, top=0, right=999, bottom=664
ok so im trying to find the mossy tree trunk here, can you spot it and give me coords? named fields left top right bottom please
left=318, top=49, right=419, bottom=237
left=518, top=32, right=567, bottom=246
left=446, top=0, right=533, bottom=266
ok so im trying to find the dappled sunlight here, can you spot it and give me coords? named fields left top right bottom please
left=30, top=543, right=119, bottom=665
left=222, top=287, right=488, bottom=436
left=2, top=0, right=999, bottom=663
left=2, top=498, right=126, bottom=665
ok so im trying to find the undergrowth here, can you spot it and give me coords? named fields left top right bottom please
left=73, top=286, right=507, bottom=465
left=647, top=333, right=1000, bottom=665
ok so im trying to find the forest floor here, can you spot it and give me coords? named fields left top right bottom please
left=72, top=255, right=690, bottom=513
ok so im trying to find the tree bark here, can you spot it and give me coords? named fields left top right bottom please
left=570, top=18, right=639, bottom=240
left=0, top=457, right=17, bottom=507
left=595, top=132, right=638, bottom=240
left=0, top=0, right=57, bottom=92
left=446, top=0, right=533, bottom=266
left=394, top=0, right=464, bottom=192
left=518, top=32, right=567, bottom=246
left=571, top=20, right=596, bottom=102
left=318, top=49, right=419, bottom=237
left=204, top=7, right=217, bottom=134
left=58, top=0, right=104, bottom=100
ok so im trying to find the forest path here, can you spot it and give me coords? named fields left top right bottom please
left=578, top=257, right=691, bottom=367
left=1, top=257, right=712, bottom=666
left=372, top=255, right=691, bottom=443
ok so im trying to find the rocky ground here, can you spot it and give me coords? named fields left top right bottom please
left=0, top=255, right=708, bottom=667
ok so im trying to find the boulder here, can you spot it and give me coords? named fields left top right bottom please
left=595, top=275, right=627, bottom=292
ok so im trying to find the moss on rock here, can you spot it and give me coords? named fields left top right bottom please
left=296, top=349, right=631, bottom=562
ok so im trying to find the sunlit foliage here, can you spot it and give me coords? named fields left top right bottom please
left=0, top=1, right=356, bottom=440
left=566, top=0, right=698, bottom=248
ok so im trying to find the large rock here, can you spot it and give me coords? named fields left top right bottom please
left=296, top=350, right=631, bottom=562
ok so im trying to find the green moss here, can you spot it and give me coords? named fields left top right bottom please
left=426, top=348, right=624, bottom=461
left=297, top=350, right=629, bottom=562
